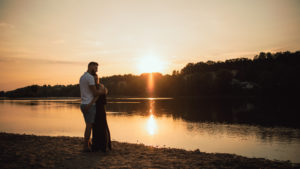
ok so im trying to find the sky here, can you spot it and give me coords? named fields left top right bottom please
left=0, top=0, right=300, bottom=91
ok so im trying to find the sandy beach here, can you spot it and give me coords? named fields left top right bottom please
left=0, top=132, right=298, bottom=169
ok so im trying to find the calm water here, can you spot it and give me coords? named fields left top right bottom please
left=0, top=98, right=299, bottom=163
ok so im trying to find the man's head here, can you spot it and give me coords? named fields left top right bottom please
left=87, top=61, right=98, bottom=75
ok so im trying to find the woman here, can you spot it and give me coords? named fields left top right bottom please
left=85, top=74, right=112, bottom=152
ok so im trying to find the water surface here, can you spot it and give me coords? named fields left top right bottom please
left=0, top=98, right=299, bottom=163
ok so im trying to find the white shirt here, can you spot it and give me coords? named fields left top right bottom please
left=79, top=72, right=95, bottom=104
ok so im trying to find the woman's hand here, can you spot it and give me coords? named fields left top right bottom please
left=104, top=87, right=108, bottom=95
left=100, top=84, right=108, bottom=95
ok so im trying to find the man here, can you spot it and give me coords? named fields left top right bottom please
left=79, top=61, right=107, bottom=151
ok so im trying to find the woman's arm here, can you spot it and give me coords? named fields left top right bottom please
left=83, top=84, right=108, bottom=113
left=100, top=84, right=108, bottom=95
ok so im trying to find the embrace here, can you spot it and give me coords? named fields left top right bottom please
left=79, top=62, right=112, bottom=152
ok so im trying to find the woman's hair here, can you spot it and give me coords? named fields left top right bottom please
left=93, top=74, right=99, bottom=89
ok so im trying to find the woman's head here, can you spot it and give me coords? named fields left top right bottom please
left=93, top=74, right=99, bottom=84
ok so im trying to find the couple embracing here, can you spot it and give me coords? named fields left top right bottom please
left=79, top=62, right=112, bottom=152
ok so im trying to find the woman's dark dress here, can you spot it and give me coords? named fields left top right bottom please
left=91, top=94, right=112, bottom=152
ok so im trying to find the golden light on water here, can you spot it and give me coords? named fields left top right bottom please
left=146, top=100, right=157, bottom=135
left=1, top=100, right=300, bottom=163
left=146, top=114, right=157, bottom=135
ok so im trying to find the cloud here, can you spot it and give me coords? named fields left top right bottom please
left=78, top=49, right=125, bottom=56
left=0, top=56, right=85, bottom=65
left=83, top=40, right=103, bottom=47
left=0, top=22, right=15, bottom=29
left=51, top=39, right=65, bottom=44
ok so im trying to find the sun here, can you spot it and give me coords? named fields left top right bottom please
left=137, top=55, right=165, bottom=73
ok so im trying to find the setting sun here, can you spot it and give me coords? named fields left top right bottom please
left=137, top=55, right=166, bottom=74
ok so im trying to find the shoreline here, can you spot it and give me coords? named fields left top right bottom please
left=0, top=95, right=289, bottom=100
left=1, top=132, right=299, bottom=169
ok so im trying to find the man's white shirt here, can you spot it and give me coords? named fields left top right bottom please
left=79, top=72, right=95, bottom=104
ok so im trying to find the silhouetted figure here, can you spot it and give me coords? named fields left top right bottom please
left=91, top=75, right=112, bottom=152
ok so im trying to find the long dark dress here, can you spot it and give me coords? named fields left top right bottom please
left=91, top=94, right=112, bottom=152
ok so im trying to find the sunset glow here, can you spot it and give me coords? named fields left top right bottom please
left=138, top=55, right=166, bottom=74
left=0, top=0, right=300, bottom=91
left=147, top=73, right=154, bottom=96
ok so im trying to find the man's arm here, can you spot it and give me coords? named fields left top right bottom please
left=89, top=85, right=106, bottom=96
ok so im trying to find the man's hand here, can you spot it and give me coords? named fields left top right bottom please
left=83, top=104, right=92, bottom=114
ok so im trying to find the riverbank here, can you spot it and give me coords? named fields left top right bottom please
left=0, top=133, right=299, bottom=169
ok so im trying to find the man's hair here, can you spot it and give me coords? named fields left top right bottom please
left=88, top=61, right=98, bottom=67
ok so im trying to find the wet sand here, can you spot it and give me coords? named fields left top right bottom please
left=0, top=132, right=298, bottom=169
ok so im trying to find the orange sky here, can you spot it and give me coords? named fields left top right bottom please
left=0, top=0, right=300, bottom=91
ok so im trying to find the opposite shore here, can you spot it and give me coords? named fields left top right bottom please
left=0, top=132, right=299, bottom=169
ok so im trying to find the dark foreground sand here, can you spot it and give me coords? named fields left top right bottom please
left=0, top=133, right=299, bottom=169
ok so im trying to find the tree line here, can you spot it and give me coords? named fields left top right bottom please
left=1, top=51, right=299, bottom=98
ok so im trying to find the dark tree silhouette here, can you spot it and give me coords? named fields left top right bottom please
left=2, top=51, right=300, bottom=98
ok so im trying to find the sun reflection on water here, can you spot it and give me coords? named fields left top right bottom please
left=146, top=100, right=158, bottom=135
left=146, top=114, right=157, bottom=135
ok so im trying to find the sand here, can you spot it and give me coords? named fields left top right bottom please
left=0, top=132, right=298, bottom=169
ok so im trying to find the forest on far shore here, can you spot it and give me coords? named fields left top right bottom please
left=1, top=51, right=299, bottom=98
